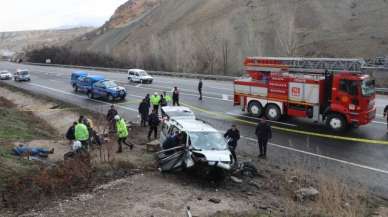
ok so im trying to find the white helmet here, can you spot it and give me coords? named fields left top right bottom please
left=114, top=115, right=120, bottom=120
left=72, top=141, right=82, bottom=151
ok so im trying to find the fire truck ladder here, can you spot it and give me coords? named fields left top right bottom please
left=247, top=57, right=366, bottom=73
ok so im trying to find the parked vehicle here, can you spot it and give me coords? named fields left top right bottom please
left=71, top=71, right=88, bottom=88
left=88, top=80, right=127, bottom=101
left=14, top=69, right=30, bottom=82
left=74, top=75, right=105, bottom=93
left=158, top=118, right=234, bottom=176
left=234, top=57, right=376, bottom=131
left=128, top=69, right=153, bottom=84
left=0, top=70, right=12, bottom=80
left=161, top=106, right=196, bottom=121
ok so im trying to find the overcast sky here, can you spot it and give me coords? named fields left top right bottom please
left=0, top=0, right=128, bottom=32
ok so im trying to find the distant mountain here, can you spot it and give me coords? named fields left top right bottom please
left=71, top=0, right=388, bottom=75
left=0, top=27, right=94, bottom=56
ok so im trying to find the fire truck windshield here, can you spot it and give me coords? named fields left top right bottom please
left=361, top=79, right=375, bottom=96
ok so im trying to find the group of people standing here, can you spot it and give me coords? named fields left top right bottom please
left=66, top=115, right=99, bottom=151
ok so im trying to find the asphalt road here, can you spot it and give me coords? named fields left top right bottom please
left=1, top=61, right=388, bottom=197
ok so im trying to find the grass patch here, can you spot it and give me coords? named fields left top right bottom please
left=0, top=97, right=57, bottom=141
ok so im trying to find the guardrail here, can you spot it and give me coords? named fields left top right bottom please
left=376, top=88, right=388, bottom=95
left=22, top=62, right=239, bottom=81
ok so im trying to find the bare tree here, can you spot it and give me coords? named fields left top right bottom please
left=275, top=1, right=299, bottom=56
left=222, top=38, right=230, bottom=75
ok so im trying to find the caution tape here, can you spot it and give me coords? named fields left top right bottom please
left=181, top=103, right=388, bottom=145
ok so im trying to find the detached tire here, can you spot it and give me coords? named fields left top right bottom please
left=265, top=104, right=281, bottom=121
left=248, top=101, right=264, bottom=117
left=326, top=113, right=347, bottom=132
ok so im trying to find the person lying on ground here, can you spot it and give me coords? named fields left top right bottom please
left=12, top=144, right=54, bottom=158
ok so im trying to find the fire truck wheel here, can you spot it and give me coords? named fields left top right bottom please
left=265, top=104, right=281, bottom=121
left=326, top=113, right=347, bottom=132
left=248, top=101, right=263, bottom=117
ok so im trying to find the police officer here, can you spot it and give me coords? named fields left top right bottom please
left=224, top=124, right=240, bottom=162
left=115, top=115, right=132, bottom=153
left=150, top=92, right=161, bottom=112
left=255, top=119, right=272, bottom=158
left=75, top=118, right=89, bottom=150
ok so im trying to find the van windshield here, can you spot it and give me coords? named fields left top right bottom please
left=20, top=71, right=28, bottom=75
left=361, top=79, right=375, bottom=96
left=189, top=132, right=227, bottom=151
left=138, top=71, right=148, bottom=76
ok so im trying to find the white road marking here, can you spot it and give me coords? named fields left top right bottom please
left=12, top=81, right=388, bottom=176
left=242, top=137, right=388, bottom=175
left=226, top=112, right=298, bottom=127
left=373, top=120, right=386, bottom=125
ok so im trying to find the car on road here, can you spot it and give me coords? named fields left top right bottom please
left=0, top=70, right=12, bottom=80
left=88, top=80, right=127, bottom=101
left=74, top=75, right=105, bottom=93
left=128, top=69, right=153, bottom=84
left=14, top=69, right=31, bottom=82
left=158, top=118, right=234, bottom=176
left=71, top=71, right=88, bottom=88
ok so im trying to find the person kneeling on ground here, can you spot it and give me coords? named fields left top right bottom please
left=75, top=119, right=90, bottom=150
left=115, top=115, right=133, bottom=153
left=12, top=144, right=54, bottom=158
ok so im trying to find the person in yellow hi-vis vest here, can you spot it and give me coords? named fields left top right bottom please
left=115, top=115, right=133, bottom=153
left=150, top=92, right=161, bottom=113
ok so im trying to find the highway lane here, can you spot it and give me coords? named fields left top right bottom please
left=1, top=61, right=388, bottom=196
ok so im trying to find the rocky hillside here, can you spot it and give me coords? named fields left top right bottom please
left=71, top=0, right=388, bottom=75
left=0, top=27, right=94, bottom=57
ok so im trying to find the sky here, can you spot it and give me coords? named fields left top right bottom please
left=0, top=0, right=128, bottom=32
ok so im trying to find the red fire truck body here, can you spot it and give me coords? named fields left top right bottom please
left=234, top=57, right=376, bottom=131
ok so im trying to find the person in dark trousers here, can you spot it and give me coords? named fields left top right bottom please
left=106, top=105, right=118, bottom=132
left=198, top=79, right=203, bottom=101
left=148, top=109, right=160, bottom=140
left=224, top=124, right=240, bottom=162
left=66, top=122, right=77, bottom=144
left=145, top=94, right=151, bottom=108
left=160, top=94, right=167, bottom=107
left=115, top=115, right=133, bottom=153
left=384, top=105, right=388, bottom=132
left=255, top=119, right=272, bottom=158
left=172, top=86, right=180, bottom=106
left=138, top=99, right=150, bottom=127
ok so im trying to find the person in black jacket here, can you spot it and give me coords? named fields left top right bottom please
left=384, top=105, right=388, bottom=131
left=172, top=86, right=180, bottom=106
left=138, top=99, right=149, bottom=127
left=198, top=79, right=203, bottom=101
left=106, top=105, right=118, bottom=132
left=148, top=109, right=160, bottom=140
left=65, top=122, right=77, bottom=144
left=224, top=124, right=240, bottom=162
left=255, top=119, right=272, bottom=158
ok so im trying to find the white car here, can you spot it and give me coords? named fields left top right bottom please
left=14, top=69, right=31, bottom=82
left=161, top=106, right=196, bottom=121
left=158, top=118, right=234, bottom=175
left=128, top=69, right=153, bottom=84
left=0, top=70, right=12, bottom=80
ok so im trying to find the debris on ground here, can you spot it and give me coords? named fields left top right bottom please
left=230, top=176, right=243, bottom=184
left=294, top=187, right=320, bottom=202
left=146, top=140, right=160, bottom=152
left=209, top=198, right=221, bottom=204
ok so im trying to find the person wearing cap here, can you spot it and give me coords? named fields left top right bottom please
left=115, top=115, right=132, bottom=153
left=150, top=92, right=161, bottom=113
left=255, top=119, right=272, bottom=158
left=224, top=124, right=240, bottom=162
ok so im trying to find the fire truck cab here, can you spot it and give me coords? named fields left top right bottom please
left=234, top=57, right=376, bottom=131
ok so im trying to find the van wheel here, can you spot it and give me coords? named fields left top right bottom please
left=265, top=104, right=281, bottom=121
left=248, top=101, right=263, bottom=117
left=108, top=94, right=114, bottom=102
left=326, top=113, right=347, bottom=132
left=74, top=86, right=78, bottom=92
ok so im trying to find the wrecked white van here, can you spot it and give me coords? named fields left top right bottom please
left=158, top=118, right=234, bottom=176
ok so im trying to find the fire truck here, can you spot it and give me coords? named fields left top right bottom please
left=234, top=57, right=376, bottom=131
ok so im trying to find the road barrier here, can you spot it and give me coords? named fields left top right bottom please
left=21, top=62, right=239, bottom=81
left=376, top=88, right=388, bottom=95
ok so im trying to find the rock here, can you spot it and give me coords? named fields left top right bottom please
left=230, top=176, right=243, bottom=183
left=248, top=180, right=261, bottom=190
left=208, top=198, right=221, bottom=204
left=146, top=140, right=160, bottom=152
left=197, top=197, right=202, bottom=201
left=294, top=187, right=319, bottom=202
